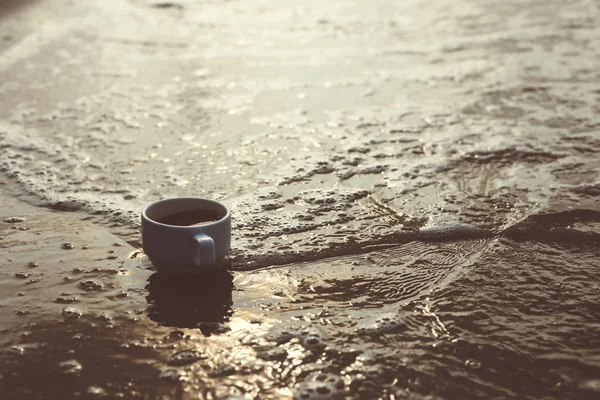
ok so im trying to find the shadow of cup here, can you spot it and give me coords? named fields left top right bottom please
left=145, top=270, right=234, bottom=335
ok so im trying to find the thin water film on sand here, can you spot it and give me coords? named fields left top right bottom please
left=1, top=0, right=600, bottom=399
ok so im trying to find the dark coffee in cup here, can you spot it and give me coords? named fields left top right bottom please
left=155, top=209, right=224, bottom=227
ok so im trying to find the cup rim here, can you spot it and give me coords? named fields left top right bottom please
left=142, top=197, right=230, bottom=229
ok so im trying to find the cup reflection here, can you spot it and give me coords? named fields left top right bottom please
left=145, top=270, right=234, bottom=335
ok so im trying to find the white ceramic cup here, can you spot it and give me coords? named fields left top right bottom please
left=142, top=197, right=231, bottom=273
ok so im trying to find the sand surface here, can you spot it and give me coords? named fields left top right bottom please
left=1, top=0, right=599, bottom=399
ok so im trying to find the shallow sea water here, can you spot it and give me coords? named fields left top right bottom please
left=0, top=0, right=599, bottom=399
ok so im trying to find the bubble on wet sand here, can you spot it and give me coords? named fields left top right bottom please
left=78, top=279, right=103, bottom=291
left=299, top=329, right=328, bottom=352
left=58, top=359, right=83, bottom=376
left=62, top=306, right=83, bottom=319
left=355, top=313, right=406, bottom=335
left=168, top=349, right=206, bottom=366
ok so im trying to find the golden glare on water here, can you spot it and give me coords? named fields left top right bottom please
left=1, top=0, right=600, bottom=398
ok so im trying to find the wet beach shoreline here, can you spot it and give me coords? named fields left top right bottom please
left=1, top=0, right=600, bottom=399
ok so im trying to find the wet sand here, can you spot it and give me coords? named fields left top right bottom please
left=1, top=0, right=600, bottom=399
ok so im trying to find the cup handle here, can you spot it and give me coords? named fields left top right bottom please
left=193, top=233, right=215, bottom=266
